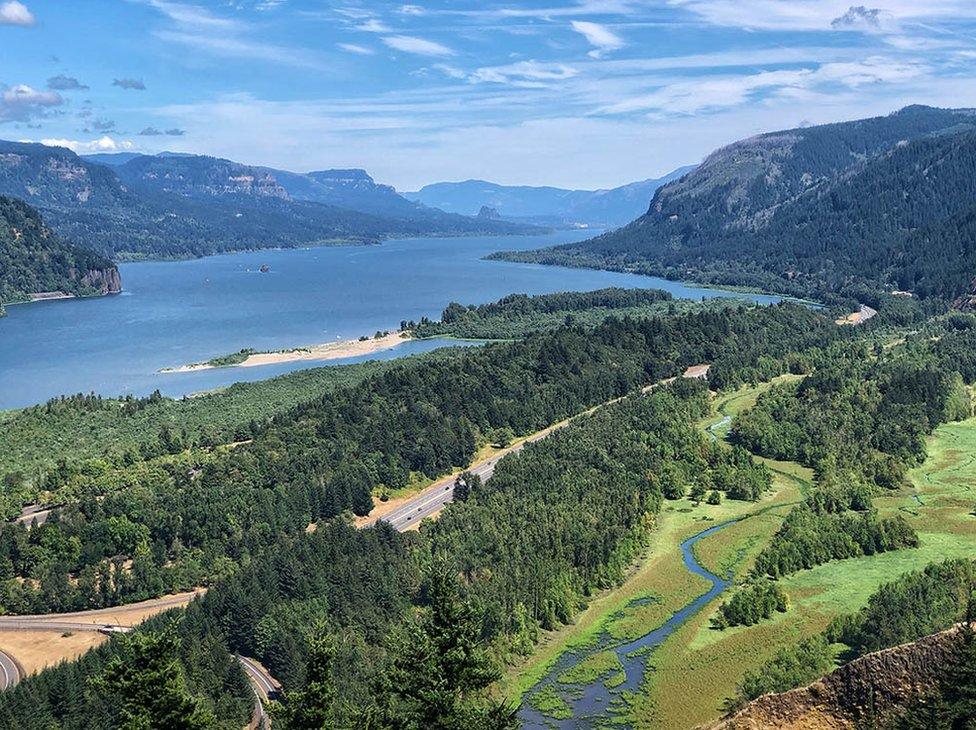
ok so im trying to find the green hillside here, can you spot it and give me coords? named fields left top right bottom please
left=0, top=195, right=120, bottom=308
left=495, top=106, right=976, bottom=303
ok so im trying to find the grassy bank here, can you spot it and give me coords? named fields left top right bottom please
left=501, top=378, right=805, bottom=707
left=631, top=412, right=976, bottom=728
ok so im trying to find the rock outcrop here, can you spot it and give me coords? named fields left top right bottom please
left=77, top=265, right=122, bottom=295
left=708, top=625, right=966, bottom=730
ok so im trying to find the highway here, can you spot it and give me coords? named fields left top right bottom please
left=363, top=423, right=561, bottom=531
left=0, top=591, right=201, bottom=633
left=238, top=655, right=280, bottom=728
left=367, top=371, right=696, bottom=533
left=0, top=650, right=20, bottom=690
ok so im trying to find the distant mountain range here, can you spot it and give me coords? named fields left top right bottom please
left=495, top=105, right=976, bottom=302
left=0, top=196, right=120, bottom=310
left=403, top=167, right=696, bottom=228
left=0, top=142, right=540, bottom=261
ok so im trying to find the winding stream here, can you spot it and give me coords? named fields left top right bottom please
left=519, top=519, right=738, bottom=728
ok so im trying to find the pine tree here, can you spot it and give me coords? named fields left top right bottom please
left=89, top=623, right=215, bottom=729
left=379, top=569, right=516, bottom=730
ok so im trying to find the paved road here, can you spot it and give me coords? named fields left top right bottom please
left=0, top=591, right=201, bottom=633
left=0, top=650, right=20, bottom=690
left=367, top=373, right=689, bottom=532
left=364, top=425, right=560, bottom=531
left=14, top=504, right=53, bottom=528
left=239, top=655, right=280, bottom=728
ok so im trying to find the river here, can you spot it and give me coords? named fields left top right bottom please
left=0, top=230, right=780, bottom=409
left=520, top=520, right=738, bottom=728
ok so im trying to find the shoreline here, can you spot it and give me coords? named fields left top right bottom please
left=161, top=331, right=412, bottom=373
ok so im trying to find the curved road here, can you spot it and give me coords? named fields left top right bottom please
left=239, top=654, right=281, bottom=727
left=0, top=650, right=20, bottom=690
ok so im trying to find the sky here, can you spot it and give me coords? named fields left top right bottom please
left=2, top=1, right=976, bottom=190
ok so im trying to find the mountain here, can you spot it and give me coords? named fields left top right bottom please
left=495, top=105, right=976, bottom=301
left=0, top=195, right=120, bottom=310
left=87, top=151, right=543, bottom=233
left=403, top=167, right=696, bottom=228
left=0, top=142, right=541, bottom=261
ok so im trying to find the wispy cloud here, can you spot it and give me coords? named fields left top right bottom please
left=357, top=18, right=392, bottom=32
left=570, top=20, right=624, bottom=58
left=338, top=42, right=375, bottom=55
left=382, top=35, right=454, bottom=56
left=468, top=61, right=579, bottom=86
left=145, top=0, right=328, bottom=69
left=0, top=1, right=34, bottom=26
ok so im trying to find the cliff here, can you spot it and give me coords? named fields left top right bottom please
left=707, top=625, right=967, bottom=729
left=0, top=195, right=121, bottom=305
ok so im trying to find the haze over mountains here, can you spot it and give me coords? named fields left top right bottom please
left=404, top=167, right=695, bottom=228
left=0, top=141, right=540, bottom=261
left=498, top=105, right=976, bottom=303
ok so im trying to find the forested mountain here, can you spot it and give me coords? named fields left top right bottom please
left=0, top=142, right=538, bottom=260
left=404, top=166, right=695, bottom=227
left=496, top=106, right=976, bottom=300
left=0, top=196, right=120, bottom=308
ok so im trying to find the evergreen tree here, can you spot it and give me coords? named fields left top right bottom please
left=380, top=570, right=516, bottom=730
left=89, top=623, right=215, bottom=729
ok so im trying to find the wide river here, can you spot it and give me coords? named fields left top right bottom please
left=0, top=231, right=780, bottom=409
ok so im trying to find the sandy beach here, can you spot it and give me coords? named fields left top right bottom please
left=163, top=331, right=411, bottom=373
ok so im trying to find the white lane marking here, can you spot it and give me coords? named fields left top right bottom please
left=0, top=654, right=10, bottom=690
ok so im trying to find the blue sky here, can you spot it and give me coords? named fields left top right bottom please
left=2, top=0, right=976, bottom=189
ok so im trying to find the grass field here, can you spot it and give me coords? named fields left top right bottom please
left=632, top=413, right=976, bottom=729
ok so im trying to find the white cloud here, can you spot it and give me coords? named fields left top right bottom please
left=357, top=19, right=392, bottom=32
left=144, top=0, right=242, bottom=31
left=36, top=136, right=134, bottom=153
left=598, top=56, right=926, bottom=115
left=433, top=63, right=468, bottom=79
left=338, top=43, right=375, bottom=55
left=570, top=20, right=624, bottom=58
left=0, top=1, right=34, bottom=26
left=156, top=30, right=328, bottom=69
left=671, top=0, right=976, bottom=31
left=469, top=61, right=579, bottom=86
left=382, top=35, right=454, bottom=56
left=399, top=5, right=425, bottom=15
left=0, top=84, right=62, bottom=122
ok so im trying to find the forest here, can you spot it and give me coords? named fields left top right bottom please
left=493, top=107, right=976, bottom=304
left=0, top=377, right=775, bottom=728
left=409, top=287, right=685, bottom=339
left=0, top=196, right=119, bottom=305
left=0, top=303, right=848, bottom=616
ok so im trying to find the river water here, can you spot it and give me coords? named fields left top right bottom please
left=0, top=231, right=780, bottom=409
left=520, top=520, right=738, bottom=728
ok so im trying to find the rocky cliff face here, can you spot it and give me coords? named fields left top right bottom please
left=953, top=279, right=976, bottom=311
left=77, top=265, right=122, bottom=295
left=708, top=626, right=965, bottom=730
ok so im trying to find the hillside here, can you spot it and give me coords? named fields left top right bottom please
left=404, top=166, right=695, bottom=227
left=712, top=625, right=969, bottom=729
left=0, top=142, right=540, bottom=260
left=495, top=106, right=976, bottom=300
left=0, top=195, right=120, bottom=308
